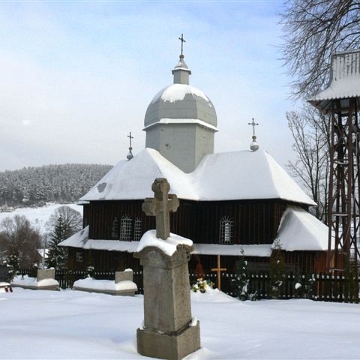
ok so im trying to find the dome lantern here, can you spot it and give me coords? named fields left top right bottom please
left=172, top=34, right=191, bottom=85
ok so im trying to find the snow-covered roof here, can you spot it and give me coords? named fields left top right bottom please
left=61, top=206, right=328, bottom=255
left=275, top=207, right=330, bottom=251
left=80, top=148, right=315, bottom=206
left=152, top=84, right=212, bottom=104
left=36, top=249, right=48, bottom=258
left=192, top=244, right=272, bottom=257
left=60, top=226, right=90, bottom=248
left=309, top=50, right=360, bottom=113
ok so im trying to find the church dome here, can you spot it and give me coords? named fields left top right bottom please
left=144, top=56, right=217, bottom=129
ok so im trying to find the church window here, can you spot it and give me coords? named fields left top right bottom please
left=120, top=215, right=132, bottom=241
left=134, top=218, right=142, bottom=241
left=112, top=217, right=120, bottom=239
left=219, top=216, right=233, bottom=244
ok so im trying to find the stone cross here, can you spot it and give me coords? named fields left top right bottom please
left=142, top=178, right=179, bottom=240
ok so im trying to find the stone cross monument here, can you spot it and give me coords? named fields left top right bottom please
left=135, top=178, right=200, bottom=360
left=142, top=178, right=179, bottom=240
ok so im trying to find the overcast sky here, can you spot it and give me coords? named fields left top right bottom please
left=0, top=1, right=300, bottom=172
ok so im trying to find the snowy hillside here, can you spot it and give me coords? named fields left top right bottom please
left=0, top=163, right=112, bottom=207
left=0, top=203, right=83, bottom=235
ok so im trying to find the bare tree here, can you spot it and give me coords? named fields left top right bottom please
left=46, top=206, right=82, bottom=238
left=0, top=215, right=42, bottom=268
left=45, top=206, right=82, bottom=269
left=279, top=0, right=360, bottom=99
left=286, top=105, right=330, bottom=222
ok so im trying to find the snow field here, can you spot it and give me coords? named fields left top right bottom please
left=1, top=288, right=360, bottom=359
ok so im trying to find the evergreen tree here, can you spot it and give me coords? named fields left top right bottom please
left=269, top=240, right=286, bottom=299
left=343, top=258, right=359, bottom=304
left=232, top=248, right=251, bottom=300
left=46, top=216, right=69, bottom=269
left=294, top=273, right=315, bottom=299
left=7, top=254, right=20, bottom=280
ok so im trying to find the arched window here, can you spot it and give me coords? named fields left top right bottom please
left=120, top=215, right=132, bottom=241
left=219, top=216, right=233, bottom=244
left=134, top=218, right=142, bottom=241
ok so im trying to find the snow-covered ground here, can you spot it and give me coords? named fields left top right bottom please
left=1, top=287, right=360, bottom=359
left=0, top=203, right=83, bottom=234
left=1, top=205, right=359, bottom=359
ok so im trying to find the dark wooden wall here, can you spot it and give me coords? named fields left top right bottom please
left=69, top=198, right=325, bottom=273
left=84, top=198, right=291, bottom=245
left=67, top=247, right=141, bottom=272
left=285, top=251, right=328, bottom=273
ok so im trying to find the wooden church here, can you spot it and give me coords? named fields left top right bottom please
left=61, top=44, right=329, bottom=278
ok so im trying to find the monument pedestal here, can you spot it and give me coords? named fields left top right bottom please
left=137, top=322, right=200, bottom=360
left=135, top=241, right=200, bottom=360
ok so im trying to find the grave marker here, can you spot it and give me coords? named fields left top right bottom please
left=135, top=178, right=200, bottom=360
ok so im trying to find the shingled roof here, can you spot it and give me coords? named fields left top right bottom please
left=80, top=148, right=315, bottom=205
left=309, top=49, right=360, bottom=113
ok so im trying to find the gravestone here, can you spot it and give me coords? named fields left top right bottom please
left=0, top=265, right=9, bottom=282
left=37, top=268, right=55, bottom=282
left=115, top=268, right=134, bottom=283
left=73, top=269, right=137, bottom=296
left=135, top=178, right=200, bottom=360
left=12, top=268, right=59, bottom=290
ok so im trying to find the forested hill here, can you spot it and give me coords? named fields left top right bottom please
left=0, top=164, right=112, bottom=208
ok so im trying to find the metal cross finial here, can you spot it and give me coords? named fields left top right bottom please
left=127, top=132, right=134, bottom=160
left=248, top=118, right=259, bottom=136
left=128, top=132, right=133, bottom=148
left=179, top=33, right=186, bottom=56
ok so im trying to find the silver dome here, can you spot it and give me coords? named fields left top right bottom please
left=144, top=83, right=217, bottom=128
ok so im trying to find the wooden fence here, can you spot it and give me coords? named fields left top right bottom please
left=17, top=269, right=359, bottom=303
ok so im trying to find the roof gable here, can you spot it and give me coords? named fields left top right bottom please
left=275, top=207, right=329, bottom=251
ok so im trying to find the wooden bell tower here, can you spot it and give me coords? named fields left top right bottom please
left=310, top=50, right=360, bottom=271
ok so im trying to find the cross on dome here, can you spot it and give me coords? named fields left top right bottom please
left=128, top=132, right=133, bottom=147
left=248, top=118, right=260, bottom=151
left=248, top=118, right=259, bottom=136
left=179, top=33, right=186, bottom=57
left=127, top=132, right=134, bottom=160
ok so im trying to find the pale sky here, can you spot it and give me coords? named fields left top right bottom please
left=0, top=0, right=299, bottom=172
